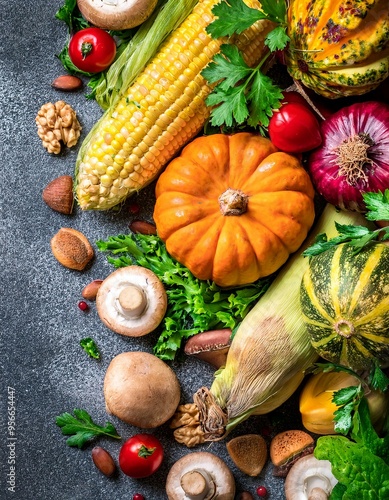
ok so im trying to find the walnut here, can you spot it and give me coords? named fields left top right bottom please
left=35, top=101, right=82, bottom=154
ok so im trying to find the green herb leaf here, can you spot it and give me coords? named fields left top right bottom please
left=207, top=0, right=266, bottom=38
left=97, top=233, right=271, bottom=360
left=207, top=0, right=288, bottom=38
left=202, top=44, right=252, bottom=90
left=201, top=44, right=282, bottom=129
left=259, top=0, right=288, bottom=23
left=368, top=363, right=389, bottom=392
left=55, top=409, right=121, bottom=448
left=80, top=337, right=101, bottom=359
left=265, top=25, right=290, bottom=51
left=55, top=0, right=89, bottom=32
left=246, top=70, right=283, bottom=127
left=332, top=385, right=363, bottom=435
left=302, top=223, right=389, bottom=256
left=363, top=190, right=389, bottom=222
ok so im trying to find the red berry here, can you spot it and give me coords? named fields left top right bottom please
left=128, top=202, right=140, bottom=214
left=133, top=495, right=145, bottom=500
left=78, top=300, right=89, bottom=311
left=256, top=486, right=268, bottom=497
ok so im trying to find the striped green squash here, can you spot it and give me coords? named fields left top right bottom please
left=300, top=243, right=389, bottom=370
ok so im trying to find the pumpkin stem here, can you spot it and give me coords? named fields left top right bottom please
left=219, top=188, right=249, bottom=216
left=334, top=319, right=355, bottom=338
left=333, top=133, right=374, bottom=186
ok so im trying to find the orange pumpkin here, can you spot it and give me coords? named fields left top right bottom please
left=153, top=133, right=315, bottom=287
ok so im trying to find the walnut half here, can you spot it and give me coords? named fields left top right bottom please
left=35, top=100, right=82, bottom=154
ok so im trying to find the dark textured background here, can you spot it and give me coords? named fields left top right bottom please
left=1, top=1, right=387, bottom=499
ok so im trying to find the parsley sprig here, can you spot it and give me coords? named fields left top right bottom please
left=56, top=409, right=121, bottom=448
left=202, top=0, right=289, bottom=129
left=303, top=191, right=389, bottom=257
left=80, top=337, right=101, bottom=360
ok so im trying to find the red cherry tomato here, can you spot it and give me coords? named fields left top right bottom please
left=119, top=434, right=164, bottom=478
left=281, top=90, right=310, bottom=107
left=68, top=27, right=116, bottom=73
left=268, top=102, right=322, bottom=154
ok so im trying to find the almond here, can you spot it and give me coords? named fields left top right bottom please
left=227, top=434, right=268, bottom=476
left=91, top=446, right=116, bottom=477
left=50, top=228, right=94, bottom=271
left=129, top=219, right=157, bottom=235
left=42, top=175, right=74, bottom=214
left=51, top=75, right=83, bottom=91
left=82, top=279, right=103, bottom=301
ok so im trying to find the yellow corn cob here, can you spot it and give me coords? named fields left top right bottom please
left=76, top=0, right=274, bottom=210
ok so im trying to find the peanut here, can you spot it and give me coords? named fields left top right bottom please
left=129, top=219, right=157, bottom=235
left=82, top=280, right=103, bottom=301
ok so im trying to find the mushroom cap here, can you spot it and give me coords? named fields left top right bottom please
left=96, top=265, right=167, bottom=337
left=284, top=454, right=338, bottom=500
left=104, top=351, right=181, bottom=428
left=77, top=0, right=158, bottom=30
left=166, top=451, right=235, bottom=500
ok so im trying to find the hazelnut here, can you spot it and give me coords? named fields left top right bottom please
left=42, top=175, right=74, bottom=214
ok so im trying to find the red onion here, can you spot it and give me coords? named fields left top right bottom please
left=308, top=101, right=389, bottom=212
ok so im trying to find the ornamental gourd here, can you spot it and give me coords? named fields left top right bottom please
left=285, top=0, right=389, bottom=98
left=300, top=242, right=389, bottom=370
left=153, top=133, right=315, bottom=287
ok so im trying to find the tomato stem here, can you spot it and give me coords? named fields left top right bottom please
left=81, top=41, right=93, bottom=59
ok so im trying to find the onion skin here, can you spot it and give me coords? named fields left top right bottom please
left=308, top=101, right=389, bottom=212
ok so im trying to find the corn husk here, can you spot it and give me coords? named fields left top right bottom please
left=172, top=204, right=370, bottom=446
left=94, top=0, right=198, bottom=109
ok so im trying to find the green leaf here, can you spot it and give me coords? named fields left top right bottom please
left=363, top=190, right=389, bottom=222
left=207, top=0, right=265, bottom=38
left=202, top=44, right=252, bottom=88
left=314, top=436, right=389, bottom=496
left=259, top=0, right=288, bottom=23
left=55, top=0, right=89, bottom=33
left=202, top=44, right=282, bottom=129
left=369, top=363, right=389, bottom=392
left=55, top=409, right=121, bottom=448
left=265, top=25, right=290, bottom=51
left=80, top=337, right=101, bottom=359
left=302, top=223, right=388, bottom=256
left=246, top=70, right=283, bottom=127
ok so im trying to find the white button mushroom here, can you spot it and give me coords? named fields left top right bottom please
left=77, top=0, right=158, bottom=30
left=284, top=454, right=338, bottom=500
left=96, top=266, right=167, bottom=337
left=166, top=451, right=235, bottom=500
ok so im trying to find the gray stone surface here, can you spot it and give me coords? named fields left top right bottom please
left=0, top=2, right=306, bottom=499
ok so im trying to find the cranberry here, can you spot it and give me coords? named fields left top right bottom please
left=256, top=486, right=268, bottom=498
left=78, top=300, right=89, bottom=312
left=128, top=202, right=140, bottom=214
left=132, top=494, right=145, bottom=500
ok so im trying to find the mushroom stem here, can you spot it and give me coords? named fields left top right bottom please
left=308, top=487, right=329, bottom=500
left=180, top=469, right=216, bottom=500
left=118, top=284, right=147, bottom=317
